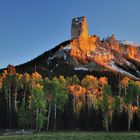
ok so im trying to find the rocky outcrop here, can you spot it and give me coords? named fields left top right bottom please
left=48, top=16, right=140, bottom=80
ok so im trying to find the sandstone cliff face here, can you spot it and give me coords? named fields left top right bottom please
left=48, top=16, right=140, bottom=80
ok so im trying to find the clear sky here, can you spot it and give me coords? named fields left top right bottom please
left=0, top=0, right=140, bottom=68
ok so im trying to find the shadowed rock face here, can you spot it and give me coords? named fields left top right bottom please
left=71, top=16, right=88, bottom=39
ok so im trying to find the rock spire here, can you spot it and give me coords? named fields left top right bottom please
left=71, top=16, right=88, bottom=39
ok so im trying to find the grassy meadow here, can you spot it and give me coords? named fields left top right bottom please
left=0, top=132, right=140, bottom=140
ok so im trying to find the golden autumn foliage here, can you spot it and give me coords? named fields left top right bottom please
left=0, top=70, right=8, bottom=89
left=1, top=70, right=8, bottom=79
left=99, top=77, right=108, bottom=86
left=30, top=72, right=43, bottom=89
left=31, top=72, right=42, bottom=80
left=67, top=76, right=113, bottom=114
left=120, top=77, right=130, bottom=88
left=16, top=73, right=23, bottom=81
left=82, top=75, right=98, bottom=88
left=68, top=84, right=86, bottom=97
left=33, top=83, right=43, bottom=90
left=68, top=84, right=86, bottom=113
left=131, top=106, right=138, bottom=112
left=135, top=81, right=140, bottom=87
left=23, top=73, right=30, bottom=82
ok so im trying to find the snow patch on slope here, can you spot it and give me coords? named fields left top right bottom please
left=74, top=67, right=89, bottom=71
left=119, top=40, right=139, bottom=47
left=63, top=45, right=71, bottom=51
left=48, top=56, right=55, bottom=60
left=109, top=61, right=138, bottom=79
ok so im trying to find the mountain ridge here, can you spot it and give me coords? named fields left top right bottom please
left=1, top=16, right=140, bottom=82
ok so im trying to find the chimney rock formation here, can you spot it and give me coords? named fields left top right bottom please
left=71, top=16, right=88, bottom=39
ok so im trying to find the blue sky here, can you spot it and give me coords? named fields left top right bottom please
left=0, top=0, right=140, bottom=68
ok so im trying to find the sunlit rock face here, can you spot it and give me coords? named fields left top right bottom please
left=70, top=17, right=97, bottom=63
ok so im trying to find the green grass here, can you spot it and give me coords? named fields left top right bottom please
left=0, top=132, right=140, bottom=140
